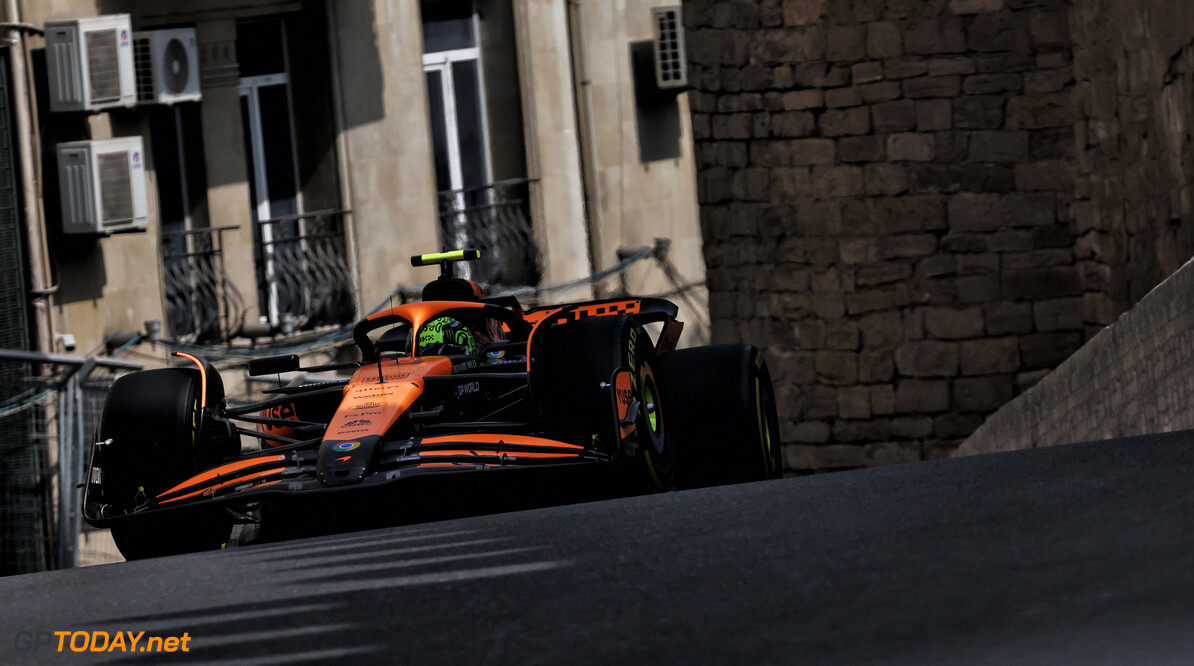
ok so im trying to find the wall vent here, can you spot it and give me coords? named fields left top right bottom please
left=651, top=6, right=687, bottom=90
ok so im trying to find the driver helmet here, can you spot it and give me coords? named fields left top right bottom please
left=416, top=316, right=478, bottom=356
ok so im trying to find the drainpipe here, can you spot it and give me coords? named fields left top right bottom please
left=7, top=0, right=52, bottom=354
left=566, top=0, right=606, bottom=296
left=324, top=0, right=361, bottom=320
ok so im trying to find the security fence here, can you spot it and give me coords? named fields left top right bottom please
left=0, top=350, right=142, bottom=575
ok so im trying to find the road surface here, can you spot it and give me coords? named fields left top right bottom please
left=3, top=431, right=1194, bottom=664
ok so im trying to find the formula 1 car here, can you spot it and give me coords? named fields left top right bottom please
left=84, top=250, right=781, bottom=559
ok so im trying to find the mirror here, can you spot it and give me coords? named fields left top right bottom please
left=247, top=354, right=300, bottom=376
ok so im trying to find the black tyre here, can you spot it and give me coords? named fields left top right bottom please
left=99, top=368, right=231, bottom=560
left=660, top=345, right=782, bottom=488
left=535, top=315, right=674, bottom=492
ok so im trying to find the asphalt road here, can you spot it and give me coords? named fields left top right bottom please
left=3, top=430, right=1194, bottom=664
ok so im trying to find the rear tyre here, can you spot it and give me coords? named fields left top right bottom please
left=660, top=345, right=782, bottom=488
left=99, top=368, right=231, bottom=560
left=535, top=315, right=674, bottom=492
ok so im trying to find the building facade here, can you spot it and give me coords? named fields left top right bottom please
left=3, top=0, right=705, bottom=361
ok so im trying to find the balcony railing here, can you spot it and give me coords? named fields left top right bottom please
left=436, top=178, right=542, bottom=286
left=256, top=209, right=355, bottom=333
left=162, top=210, right=354, bottom=343
left=161, top=226, right=244, bottom=343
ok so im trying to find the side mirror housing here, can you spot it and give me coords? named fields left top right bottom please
left=247, top=354, right=300, bottom=376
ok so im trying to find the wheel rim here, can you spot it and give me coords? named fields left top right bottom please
left=638, top=359, right=671, bottom=490
left=644, top=381, right=659, bottom=433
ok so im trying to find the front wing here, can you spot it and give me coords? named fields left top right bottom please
left=83, top=433, right=608, bottom=528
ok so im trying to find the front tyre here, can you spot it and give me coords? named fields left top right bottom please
left=660, top=345, right=782, bottom=488
left=99, top=368, right=231, bottom=560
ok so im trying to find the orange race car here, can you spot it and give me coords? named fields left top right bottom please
left=84, top=250, right=781, bottom=560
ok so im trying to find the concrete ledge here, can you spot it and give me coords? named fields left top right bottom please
left=955, top=255, right=1194, bottom=456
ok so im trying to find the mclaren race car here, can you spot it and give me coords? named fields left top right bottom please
left=84, top=250, right=781, bottom=559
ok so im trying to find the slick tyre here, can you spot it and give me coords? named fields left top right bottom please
left=535, top=315, right=674, bottom=492
left=99, top=368, right=231, bottom=560
left=660, top=345, right=782, bottom=488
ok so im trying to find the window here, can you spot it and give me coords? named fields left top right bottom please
left=150, top=104, right=220, bottom=341
left=237, top=19, right=302, bottom=326
left=422, top=1, right=492, bottom=256
left=420, top=1, right=540, bottom=286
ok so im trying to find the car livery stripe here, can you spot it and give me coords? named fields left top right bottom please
left=551, top=300, right=641, bottom=326
left=522, top=310, right=553, bottom=325
left=524, top=311, right=559, bottom=372
left=173, top=352, right=208, bottom=409
left=158, top=467, right=288, bottom=504
left=156, top=454, right=288, bottom=499
left=365, top=300, right=486, bottom=323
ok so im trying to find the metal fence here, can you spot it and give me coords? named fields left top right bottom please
left=0, top=350, right=142, bottom=575
left=162, top=211, right=355, bottom=344
left=437, top=178, right=542, bottom=286
left=257, top=209, right=356, bottom=334
left=162, top=225, right=246, bottom=344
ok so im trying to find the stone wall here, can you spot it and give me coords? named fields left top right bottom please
left=1069, top=0, right=1194, bottom=313
left=954, top=0, right=1194, bottom=456
left=955, top=255, right=1194, bottom=456
left=685, top=0, right=1088, bottom=471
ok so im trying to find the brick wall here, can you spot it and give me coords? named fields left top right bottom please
left=685, top=0, right=1089, bottom=471
left=955, top=255, right=1194, bottom=455
left=1069, top=0, right=1194, bottom=312
left=954, top=0, right=1194, bottom=455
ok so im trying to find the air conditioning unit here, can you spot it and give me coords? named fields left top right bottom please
left=45, top=15, right=136, bottom=112
left=57, top=137, right=148, bottom=235
left=133, top=28, right=201, bottom=104
left=651, top=6, right=687, bottom=90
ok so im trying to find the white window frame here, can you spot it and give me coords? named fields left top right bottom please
left=422, top=9, right=493, bottom=262
left=237, top=72, right=303, bottom=222
left=422, top=45, right=494, bottom=196
left=238, top=22, right=304, bottom=326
